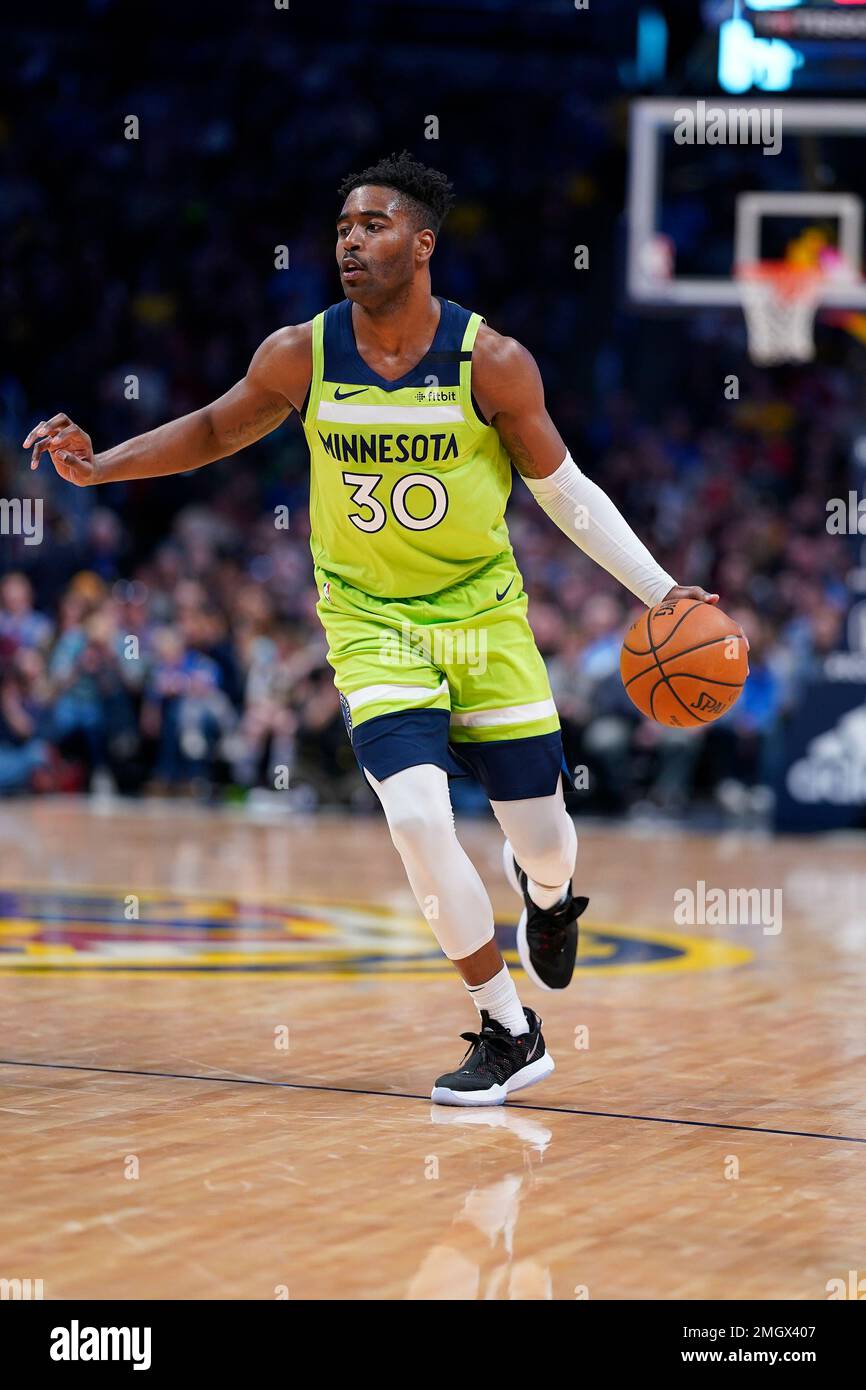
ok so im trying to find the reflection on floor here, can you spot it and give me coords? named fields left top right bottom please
left=1, top=798, right=864, bottom=1299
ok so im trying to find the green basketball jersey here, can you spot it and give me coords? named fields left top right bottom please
left=301, top=296, right=515, bottom=599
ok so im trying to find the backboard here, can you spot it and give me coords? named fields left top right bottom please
left=626, top=98, right=866, bottom=315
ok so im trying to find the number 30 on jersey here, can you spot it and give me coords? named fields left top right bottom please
left=342, top=471, right=449, bottom=533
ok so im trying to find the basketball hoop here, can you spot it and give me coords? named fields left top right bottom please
left=735, top=261, right=825, bottom=365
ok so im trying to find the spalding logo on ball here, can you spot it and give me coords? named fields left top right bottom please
left=620, top=598, right=749, bottom=728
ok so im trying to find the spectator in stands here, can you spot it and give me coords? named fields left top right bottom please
left=0, top=573, right=52, bottom=653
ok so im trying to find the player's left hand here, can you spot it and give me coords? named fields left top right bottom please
left=662, top=585, right=719, bottom=605
left=662, top=585, right=750, bottom=651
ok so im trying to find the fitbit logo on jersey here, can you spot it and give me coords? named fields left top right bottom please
left=318, top=430, right=459, bottom=464
left=415, top=388, right=456, bottom=402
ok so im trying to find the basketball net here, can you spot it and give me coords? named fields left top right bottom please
left=735, top=262, right=825, bottom=365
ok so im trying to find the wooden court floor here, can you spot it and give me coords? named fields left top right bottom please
left=0, top=796, right=865, bottom=1301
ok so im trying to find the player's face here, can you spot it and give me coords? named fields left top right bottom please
left=336, top=186, right=421, bottom=304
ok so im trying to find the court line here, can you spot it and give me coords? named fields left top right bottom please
left=1, top=1056, right=865, bottom=1145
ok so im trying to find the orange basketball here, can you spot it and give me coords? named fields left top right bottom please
left=620, top=598, right=749, bottom=728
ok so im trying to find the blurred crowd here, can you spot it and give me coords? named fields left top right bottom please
left=1, top=349, right=860, bottom=821
left=0, top=534, right=350, bottom=807
left=1, top=5, right=863, bottom=820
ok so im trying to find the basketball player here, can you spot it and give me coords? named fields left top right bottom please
left=24, top=152, right=717, bottom=1105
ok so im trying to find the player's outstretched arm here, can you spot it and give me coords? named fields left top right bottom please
left=472, top=325, right=717, bottom=609
left=23, top=323, right=313, bottom=487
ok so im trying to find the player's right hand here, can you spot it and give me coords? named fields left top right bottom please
left=23, top=414, right=99, bottom=486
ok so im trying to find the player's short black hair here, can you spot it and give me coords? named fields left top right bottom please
left=338, top=151, right=455, bottom=233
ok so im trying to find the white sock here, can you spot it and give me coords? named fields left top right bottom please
left=465, top=964, right=529, bottom=1036
left=527, top=877, right=570, bottom=911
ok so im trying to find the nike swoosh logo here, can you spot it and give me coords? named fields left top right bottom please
left=333, top=386, right=369, bottom=401
left=526, top=1035, right=540, bottom=1063
left=496, top=578, right=515, bottom=601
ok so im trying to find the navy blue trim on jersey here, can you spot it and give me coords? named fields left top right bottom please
left=560, top=750, right=576, bottom=795
left=471, top=392, right=489, bottom=425
left=322, top=296, right=472, bottom=392
left=343, top=705, right=569, bottom=799
left=347, top=708, right=461, bottom=781
left=449, top=731, right=570, bottom=801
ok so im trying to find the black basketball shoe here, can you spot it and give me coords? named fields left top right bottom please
left=431, top=1007, right=554, bottom=1106
left=503, top=840, right=588, bottom=991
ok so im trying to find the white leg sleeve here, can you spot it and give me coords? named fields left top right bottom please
left=521, top=452, right=676, bottom=609
left=365, top=763, right=496, bottom=961
left=490, top=780, right=577, bottom=892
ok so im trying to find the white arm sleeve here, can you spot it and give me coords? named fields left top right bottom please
left=520, top=452, right=676, bottom=608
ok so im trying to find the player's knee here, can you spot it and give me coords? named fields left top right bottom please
left=531, top=843, right=576, bottom=887
left=518, top=812, right=577, bottom=885
left=366, top=764, right=457, bottom=857
left=386, top=799, right=453, bottom=855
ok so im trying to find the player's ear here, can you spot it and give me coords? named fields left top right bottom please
left=416, top=229, right=435, bottom=266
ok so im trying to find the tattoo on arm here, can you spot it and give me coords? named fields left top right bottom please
left=497, top=422, right=547, bottom=478
left=221, top=399, right=290, bottom=450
